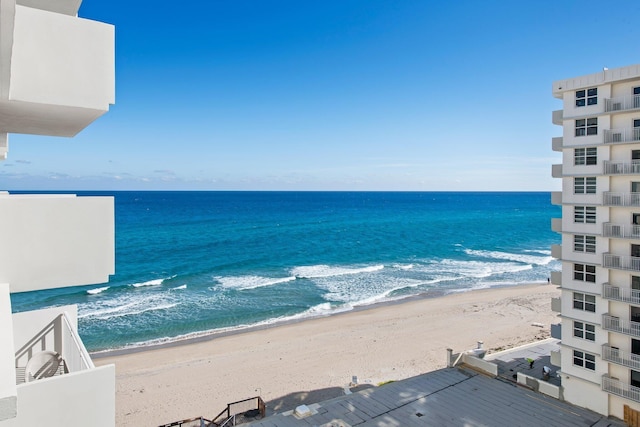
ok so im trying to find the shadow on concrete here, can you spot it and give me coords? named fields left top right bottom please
left=265, top=384, right=376, bottom=415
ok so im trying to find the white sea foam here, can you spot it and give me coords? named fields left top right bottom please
left=393, top=263, right=414, bottom=270
left=464, top=249, right=554, bottom=266
left=86, top=286, right=109, bottom=295
left=131, top=278, right=165, bottom=288
left=171, top=284, right=187, bottom=290
left=291, top=264, right=384, bottom=278
left=79, top=291, right=179, bottom=320
left=216, top=275, right=296, bottom=290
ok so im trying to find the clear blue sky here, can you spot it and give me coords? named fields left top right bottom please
left=3, top=0, right=639, bottom=191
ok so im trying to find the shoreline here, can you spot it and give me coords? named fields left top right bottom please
left=90, top=280, right=546, bottom=359
left=95, top=282, right=559, bottom=426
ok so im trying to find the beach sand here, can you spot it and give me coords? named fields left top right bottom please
left=94, top=283, right=560, bottom=426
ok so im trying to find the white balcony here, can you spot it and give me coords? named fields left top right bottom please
left=602, top=314, right=640, bottom=338
left=550, top=271, right=562, bottom=287
left=551, top=244, right=562, bottom=260
left=603, top=161, right=640, bottom=175
left=551, top=164, right=563, bottom=178
left=551, top=218, right=562, bottom=233
left=0, top=193, right=114, bottom=293
left=551, top=297, right=561, bottom=313
left=602, top=375, right=640, bottom=403
left=602, top=344, right=640, bottom=371
left=552, top=109, right=563, bottom=125
left=605, top=95, right=640, bottom=113
left=0, top=3, right=115, bottom=137
left=552, top=136, right=563, bottom=152
left=9, top=305, right=115, bottom=425
left=602, top=283, right=640, bottom=305
left=603, top=192, right=640, bottom=207
left=603, top=128, right=640, bottom=144
left=603, top=253, right=640, bottom=272
left=551, top=191, right=562, bottom=205
left=603, top=223, right=640, bottom=239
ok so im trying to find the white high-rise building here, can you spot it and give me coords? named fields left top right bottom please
left=552, top=64, right=640, bottom=420
left=0, top=0, right=115, bottom=426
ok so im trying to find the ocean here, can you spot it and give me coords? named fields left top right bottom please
left=9, top=191, right=560, bottom=353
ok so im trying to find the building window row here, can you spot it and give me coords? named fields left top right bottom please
left=575, top=117, right=598, bottom=136
left=573, top=321, right=595, bottom=341
left=574, top=235, right=596, bottom=253
left=574, top=147, right=597, bottom=165
left=576, top=88, right=598, bottom=107
left=574, top=177, right=596, bottom=194
left=574, top=206, right=596, bottom=223
left=573, top=292, right=596, bottom=312
left=573, top=349, right=596, bottom=370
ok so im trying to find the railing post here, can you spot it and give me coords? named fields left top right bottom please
left=447, top=348, right=453, bottom=368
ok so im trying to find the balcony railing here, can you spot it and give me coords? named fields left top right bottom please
left=603, top=253, right=640, bottom=271
left=602, top=375, right=640, bottom=403
left=603, top=283, right=640, bottom=305
left=603, top=161, right=640, bottom=175
left=605, top=95, right=640, bottom=113
left=603, top=223, right=640, bottom=239
left=602, top=314, right=640, bottom=338
left=603, top=128, right=640, bottom=144
left=603, top=192, right=640, bottom=207
left=14, top=312, right=94, bottom=384
left=602, top=344, right=640, bottom=370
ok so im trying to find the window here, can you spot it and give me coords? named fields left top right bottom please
left=573, top=321, right=595, bottom=341
left=573, top=350, right=596, bottom=370
left=574, top=264, right=596, bottom=282
left=573, top=292, right=596, bottom=312
left=576, top=118, right=598, bottom=136
left=576, top=88, right=598, bottom=107
left=574, top=235, right=596, bottom=253
left=574, top=147, right=597, bottom=165
left=634, top=87, right=640, bottom=109
left=574, top=206, right=596, bottom=223
left=574, top=177, right=596, bottom=194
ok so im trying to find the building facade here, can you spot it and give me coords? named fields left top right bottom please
left=0, top=0, right=115, bottom=425
left=552, top=64, right=640, bottom=419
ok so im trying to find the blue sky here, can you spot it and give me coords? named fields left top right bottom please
left=3, top=0, right=639, bottom=191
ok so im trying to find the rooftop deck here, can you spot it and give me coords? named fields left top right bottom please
left=244, top=364, right=620, bottom=427
left=242, top=339, right=618, bottom=427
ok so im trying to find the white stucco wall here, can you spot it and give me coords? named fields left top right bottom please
left=0, top=284, right=16, bottom=422
left=0, top=194, right=114, bottom=292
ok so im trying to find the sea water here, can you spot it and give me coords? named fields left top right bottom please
left=9, top=191, right=560, bottom=352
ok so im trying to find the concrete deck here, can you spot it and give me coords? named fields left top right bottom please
left=245, top=365, right=623, bottom=427
left=486, top=339, right=561, bottom=387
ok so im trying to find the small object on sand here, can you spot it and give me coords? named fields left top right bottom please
left=531, top=322, right=544, bottom=328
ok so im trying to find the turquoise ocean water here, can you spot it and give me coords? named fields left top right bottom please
left=10, top=191, right=560, bottom=353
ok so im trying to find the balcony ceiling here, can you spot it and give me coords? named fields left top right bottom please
left=16, top=0, right=82, bottom=16
left=0, top=99, right=106, bottom=137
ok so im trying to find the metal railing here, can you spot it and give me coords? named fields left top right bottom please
left=14, top=312, right=94, bottom=384
left=603, top=223, right=640, bottom=239
left=603, top=283, right=640, bottom=305
left=209, top=396, right=266, bottom=427
left=603, top=253, right=640, bottom=271
left=605, top=95, right=640, bottom=113
left=602, top=375, right=640, bottom=403
left=60, top=312, right=94, bottom=371
left=602, top=314, right=640, bottom=338
left=603, top=192, right=640, bottom=207
left=602, top=344, right=640, bottom=370
left=603, top=128, right=640, bottom=144
left=603, top=160, right=640, bottom=175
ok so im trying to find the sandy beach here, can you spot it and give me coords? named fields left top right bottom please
left=94, top=283, right=559, bottom=426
